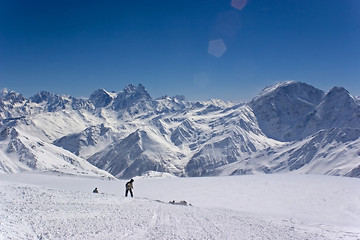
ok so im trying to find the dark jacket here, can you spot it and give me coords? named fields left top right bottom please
left=126, top=179, right=134, bottom=190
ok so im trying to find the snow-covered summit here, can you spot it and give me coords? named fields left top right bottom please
left=252, top=81, right=297, bottom=100
left=322, top=86, right=356, bottom=110
left=0, top=89, right=26, bottom=104
left=249, top=81, right=325, bottom=141
left=112, top=84, right=152, bottom=110
left=0, top=88, right=9, bottom=98
left=1, top=81, right=360, bottom=179
left=89, top=89, right=113, bottom=108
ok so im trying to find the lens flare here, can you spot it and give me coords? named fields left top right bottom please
left=231, top=0, right=247, bottom=10
left=194, top=72, right=210, bottom=88
left=212, top=11, right=242, bottom=37
left=208, top=39, right=227, bottom=58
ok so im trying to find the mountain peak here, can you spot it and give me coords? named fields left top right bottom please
left=112, top=84, right=151, bottom=110
left=252, top=81, right=322, bottom=102
left=0, top=89, right=26, bottom=103
left=124, top=84, right=137, bottom=93
left=326, top=86, right=350, bottom=97
left=320, top=86, right=355, bottom=110
left=251, top=81, right=324, bottom=107
left=30, top=91, right=54, bottom=103
left=0, top=88, right=9, bottom=98
left=89, top=89, right=113, bottom=108
left=123, top=84, right=147, bottom=94
left=249, top=81, right=325, bottom=141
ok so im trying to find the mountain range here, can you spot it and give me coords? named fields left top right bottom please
left=1, top=81, right=360, bottom=178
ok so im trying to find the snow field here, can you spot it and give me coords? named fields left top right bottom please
left=0, top=173, right=360, bottom=239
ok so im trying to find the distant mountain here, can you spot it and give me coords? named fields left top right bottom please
left=53, top=124, right=114, bottom=158
left=215, top=127, right=360, bottom=177
left=250, top=81, right=360, bottom=141
left=0, top=123, right=113, bottom=178
left=1, top=82, right=359, bottom=178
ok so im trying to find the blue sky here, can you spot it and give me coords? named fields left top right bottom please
left=0, top=0, right=359, bottom=101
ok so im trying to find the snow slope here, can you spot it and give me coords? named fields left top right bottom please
left=1, top=173, right=359, bottom=239
left=1, top=81, right=360, bottom=178
left=0, top=124, right=113, bottom=179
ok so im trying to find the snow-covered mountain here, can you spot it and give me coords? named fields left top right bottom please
left=1, top=81, right=360, bottom=178
left=0, top=121, right=113, bottom=179
left=249, top=82, right=360, bottom=141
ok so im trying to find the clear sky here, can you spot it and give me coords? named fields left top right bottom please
left=0, top=0, right=359, bottom=101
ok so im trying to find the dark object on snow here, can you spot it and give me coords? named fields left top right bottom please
left=125, top=179, right=134, bottom=197
left=93, top=187, right=99, bottom=193
left=169, top=200, right=190, bottom=206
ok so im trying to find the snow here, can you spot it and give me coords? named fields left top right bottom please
left=252, top=81, right=297, bottom=101
left=2, top=82, right=360, bottom=178
left=1, top=173, right=359, bottom=239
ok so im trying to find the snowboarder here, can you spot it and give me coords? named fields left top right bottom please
left=93, top=187, right=99, bottom=193
left=125, top=179, right=134, bottom=197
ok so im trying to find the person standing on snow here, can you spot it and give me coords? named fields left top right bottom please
left=125, top=179, right=134, bottom=197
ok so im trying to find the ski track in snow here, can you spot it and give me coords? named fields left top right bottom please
left=1, top=179, right=359, bottom=240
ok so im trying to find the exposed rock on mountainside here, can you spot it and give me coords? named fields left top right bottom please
left=1, top=82, right=360, bottom=178
left=250, top=82, right=360, bottom=142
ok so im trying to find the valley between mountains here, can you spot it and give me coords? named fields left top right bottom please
left=1, top=81, right=360, bottom=179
